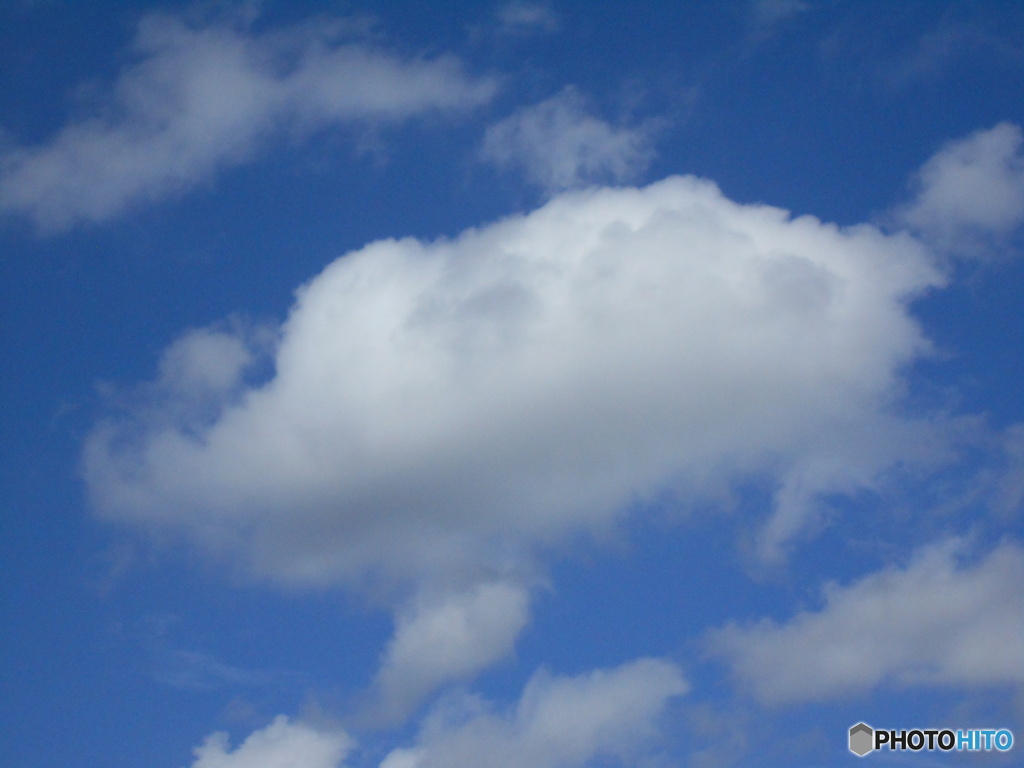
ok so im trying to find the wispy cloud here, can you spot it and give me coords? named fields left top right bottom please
left=481, top=88, right=657, bottom=193
left=710, top=538, right=1024, bottom=702
left=0, top=11, right=496, bottom=232
left=747, top=0, right=811, bottom=41
left=879, top=18, right=1022, bottom=93
left=821, top=11, right=1023, bottom=95
left=494, top=2, right=559, bottom=37
left=153, top=648, right=284, bottom=691
left=368, top=582, right=531, bottom=724
left=379, top=658, right=687, bottom=768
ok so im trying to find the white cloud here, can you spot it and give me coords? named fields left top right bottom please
left=369, top=582, right=531, bottom=723
left=378, top=658, right=687, bottom=768
left=898, top=122, right=1024, bottom=256
left=710, top=538, right=1024, bottom=703
left=84, top=174, right=946, bottom=593
left=0, top=12, right=496, bottom=231
left=482, top=88, right=656, bottom=192
left=189, top=715, right=352, bottom=768
left=157, top=327, right=256, bottom=398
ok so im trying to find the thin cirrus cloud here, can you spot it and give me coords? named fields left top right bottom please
left=481, top=87, right=656, bottom=193
left=0, top=11, right=496, bottom=232
left=494, top=2, right=560, bottom=36
left=709, top=538, right=1024, bottom=703
left=154, top=647, right=282, bottom=692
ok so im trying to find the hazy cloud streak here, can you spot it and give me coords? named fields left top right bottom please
left=0, top=12, right=496, bottom=231
left=482, top=88, right=656, bottom=193
left=710, top=539, right=1024, bottom=702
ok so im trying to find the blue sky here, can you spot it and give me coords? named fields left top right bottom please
left=1, top=2, right=1023, bottom=767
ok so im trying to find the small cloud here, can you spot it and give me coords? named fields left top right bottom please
left=709, top=538, right=1024, bottom=703
left=367, top=582, right=531, bottom=724
left=188, top=716, right=351, bottom=768
left=822, top=14, right=1023, bottom=95
left=494, top=2, right=559, bottom=36
left=481, top=87, right=656, bottom=193
left=157, top=327, right=256, bottom=398
left=897, top=122, right=1024, bottom=258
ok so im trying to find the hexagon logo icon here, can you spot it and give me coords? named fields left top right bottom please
left=849, top=722, right=874, bottom=757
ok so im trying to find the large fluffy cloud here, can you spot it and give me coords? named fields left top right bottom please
left=84, top=174, right=945, bottom=590
left=85, top=171, right=953, bottom=710
left=710, top=538, right=1024, bottom=703
left=0, top=11, right=495, bottom=231
left=378, top=658, right=687, bottom=768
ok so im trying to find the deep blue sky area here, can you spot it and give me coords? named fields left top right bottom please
left=2, top=3, right=1023, bottom=768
